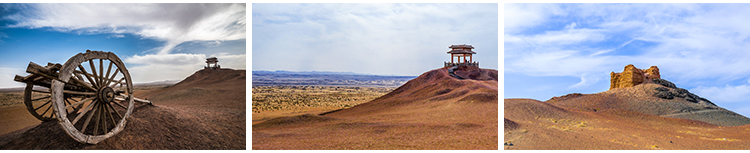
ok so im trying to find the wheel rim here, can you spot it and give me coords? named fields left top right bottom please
left=23, top=84, right=83, bottom=121
left=51, top=50, right=134, bottom=144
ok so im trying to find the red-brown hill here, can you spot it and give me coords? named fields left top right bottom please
left=253, top=66, right=498, bottom=149
left=505, top=80, right=750, bottom=149
left=0, top=68, right=245, bottom=149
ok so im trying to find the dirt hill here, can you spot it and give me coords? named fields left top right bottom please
left=253, top=66, right=498, bottom=149
left=0, top=69, right=245, bottom=149
left=505, top=79, right=750, bottom=149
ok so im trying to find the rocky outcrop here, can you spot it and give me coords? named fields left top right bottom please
left=650, top=79, right=717, bottom=107
left=610, top=64, right=660, bottom=90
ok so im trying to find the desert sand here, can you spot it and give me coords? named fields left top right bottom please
left=251, top=86, right=395, bottom=125
left=252, top=66, right=498, bottom=150
left=0, top=69, right=245, bottom=149
left=505, top=82, right=750, bottom=150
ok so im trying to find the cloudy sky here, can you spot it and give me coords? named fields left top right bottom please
left=0, top=3, right=246, bottom=87
left=505, top=3, right=750, bottom=117
left=253, top=3, right=498, bottom=76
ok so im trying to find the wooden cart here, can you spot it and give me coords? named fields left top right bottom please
left=13, top=50, right=152, bottom=144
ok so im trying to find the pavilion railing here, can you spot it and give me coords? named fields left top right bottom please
left=444, top=62, right=479, bottom=67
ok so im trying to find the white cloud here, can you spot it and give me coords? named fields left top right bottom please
left=569, top=73, right=603, bottom=89
left=3, top=4, right=247, bottom=83
left=506, top=4, right=750, bottom=89
left=127, top=63, right=204, bottom=84
left=122, top=52, right=246, bottom=83
left=0, top=67, right=27, bottom=88
left=505, top=28, right=606, bottom=45
left=6, top=3, right=246, bottom=55
left=125, top=53, right=206, bottom=65
left=693, top=85, right=750, bottom=104
left=124, top=53, right=206, bottom=83
left=208, top=53, right=246, bottom=70
left=504, top=3, right=564, bottom=34
left=253, top=3, right=498, bottom=76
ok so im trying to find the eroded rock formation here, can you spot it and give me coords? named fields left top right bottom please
left=610, top=64, right=660, bottom=90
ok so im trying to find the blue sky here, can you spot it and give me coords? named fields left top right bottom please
left=252, top=3, right=498, bottom=76
left=505, top=3, right=750, bottom=117
left=0, top=3, right=246, bottom=87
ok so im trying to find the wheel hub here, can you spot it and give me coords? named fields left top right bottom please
left=97, top=87, right=116, bottom=103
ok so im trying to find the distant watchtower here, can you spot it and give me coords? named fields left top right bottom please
left=444, top=44, right=478, bottom=67
left=205, top=57, right=220, bottom=70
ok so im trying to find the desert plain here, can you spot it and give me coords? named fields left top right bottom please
left=0, top=69, right=245, bottom=149
left=252, top=66, right=499, bottom=149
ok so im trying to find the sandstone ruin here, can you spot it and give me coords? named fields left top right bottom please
left=610, top=64, right=660, bottom=90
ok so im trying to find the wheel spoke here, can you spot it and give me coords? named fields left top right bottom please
left=69, top=76, right=97, bottom=91
left=66, top=97, right=95, bottom=109
left=34, top=100, right=51, bottom=111
left=68, top=97, right=80, bottom=103
left=31, top=95, right=51, bottom=102
left=89, top=59, right=101, bottom=88
left=106, top=68, right=120, bottom=87
left=81, top=102, right=99, bottom=134
left=40, top=102, right=53, bottom=117
left=104, top=102, right=117, bottom=128
left=99, top=59, right=104, bottom=87
left=71, top=99, right=98, bottom=125
left=110, top=77, right=125, bottom=88
left=32, top=89, right=50, bottom=94
left=104, top=60, right=113, bottom=87
left=93, top=103, right=101, bottom=136
left=62, top=90, right=96, bottom=96
left=106, top=101, right=123, bottom=120
left=78, top=65, right=99, bottom=88
left=112, top=99, right=128, bottom=109
left=65, top=97, right=72, bottom=105
left=74, top=72, right=86, bottom=84
left=65, top=98, right=74, bottom=113
left=75, top=71, right=123, bottom=89
left=101, top=104, right=108, bottom=135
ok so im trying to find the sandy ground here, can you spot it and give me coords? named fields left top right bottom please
left=0, top=69, right=245, bottom=149
left=505, top=83, right=750, bottom=149
left=253, top=66, right=498, bottom=150
left=251, top=86, right=393, bottom=125
left=0, top=106, right=41, bottom=136
left=253, top=107, right=341, bottom=125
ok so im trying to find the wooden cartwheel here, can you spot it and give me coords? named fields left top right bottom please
left=13, top=50, right=152, bottom=144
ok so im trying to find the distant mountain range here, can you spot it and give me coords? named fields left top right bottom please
left=252, top=70, right=415, bottom=87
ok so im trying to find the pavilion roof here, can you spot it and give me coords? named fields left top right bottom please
left=447, top=44, right=476, bottom=54
left=206, top=57, right=218, bottom=62
left=447, top=49, right=476, bottom=54
left=449, top=44, right=474, bottom=49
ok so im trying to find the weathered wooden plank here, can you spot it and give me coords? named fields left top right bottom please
left=14, top=75, right=26, bottom=82
left=117, top=93, right=152, bottom=105
left=62, top=90, right=96, bottom=96
left=26, top=62, right=54, bottom=76
left=46, top=62, right=62, bottom=71
left=15, top=74, right=44, bottom=83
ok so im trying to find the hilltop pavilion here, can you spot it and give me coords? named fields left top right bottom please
left=205, top=57, right=220, bottom=70
left=444, top=44, right=478, bottom=67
